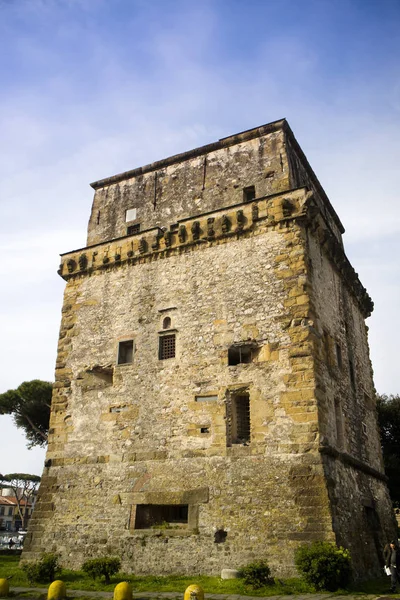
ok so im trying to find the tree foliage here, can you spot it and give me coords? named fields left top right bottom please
left=0, top=380, right=52, bottom=447
left=0, top=473, right=41, bottom=529
left=377, top=394, right=400, bottom=507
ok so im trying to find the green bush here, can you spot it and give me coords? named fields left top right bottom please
left=238, top=560, right=273, bottom=588
left=21, top=553, right=61, bottom=583
left=82, top=557, right=121, bottom=584
left=294, top=541, right=352, bottom=591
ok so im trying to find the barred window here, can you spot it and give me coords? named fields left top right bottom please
left=233, top=395, right=250, bottom=443
left=226, top=392, right=251, bottom=445
left=159, top=334, right=176, bottom=360
left=127, top=223, right=140, bottom=235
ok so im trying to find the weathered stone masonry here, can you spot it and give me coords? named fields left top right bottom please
left=23, top=119, right=396, bottom=576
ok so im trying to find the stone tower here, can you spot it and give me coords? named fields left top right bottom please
left=24, top=119, right=395, bottom=577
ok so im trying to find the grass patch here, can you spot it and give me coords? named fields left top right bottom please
left=0, top=554, right=396, bottom=597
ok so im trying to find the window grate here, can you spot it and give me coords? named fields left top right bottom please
left=127, top=223, right=140, bottom=235
left=234, top=395, right=250, bottom=442
left=159, top=334, right=176, bottom=360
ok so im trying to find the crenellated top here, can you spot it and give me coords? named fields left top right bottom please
left=59, top=188, right=304, bottom=276
left=59, top=187, right=373, bottom=318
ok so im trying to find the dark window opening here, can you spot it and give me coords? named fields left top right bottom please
left=349, top=358, right=356, bottom=389
left=117, top=340, right=134, bottom=364
left=336, top=343, right=342, bottom=369
left=163, top=316, right=171, bottom=329
left=323, top=330, right=331, bottom=365
left=127, top=223, right=140, bottom=235
left=200, top=427, right=209, bottom=434
left=243, top=186, right=256, bottom=202
left=334, top=398, right=344, bottom=449
left=227, top=393, right=250, bottom=445
left=96, top=211, right=100, bottom=224
left=135, top=504, right=188, bottom=529
left=214, top=529, right=227, bottom=543
left=228, top=345, right=255, bottom=365
left=159, top=334, right=176, bottom=360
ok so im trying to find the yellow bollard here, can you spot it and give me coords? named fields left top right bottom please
left=184, top=584, right=204, bottom=600
left=113, top=581, right=133, bottom=600
left=0, top=579, right=9, bottom=598
left=47, top=580, right=66, bottom=600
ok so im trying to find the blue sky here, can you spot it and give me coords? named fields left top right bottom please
left=1, top=0, right=399, bottom=475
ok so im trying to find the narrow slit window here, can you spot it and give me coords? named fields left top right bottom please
left=334, top=398, right=344, bottom=449
left=336, top=343, right=342, bottom=369
left=117, top=340, right=134, bottom=364
left=349, top=358, right=356, bottom=389
left=159, top=334, right=176, bottom=360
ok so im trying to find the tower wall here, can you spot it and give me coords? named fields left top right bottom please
left=23, top=120, right=396, bottom=577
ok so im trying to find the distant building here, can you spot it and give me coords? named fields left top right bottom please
left=24, top=119, right=396, bottom=576
left=0, top=497, right=33, bottom=532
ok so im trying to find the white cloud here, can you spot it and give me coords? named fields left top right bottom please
left=0, top=0, right=399, bottom=476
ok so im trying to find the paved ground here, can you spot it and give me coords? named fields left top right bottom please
left=10, top=589, right=399, bottom=600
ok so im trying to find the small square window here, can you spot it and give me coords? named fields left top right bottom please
left=243, top=186, right=255, bottom=202
left=117, top=340, right=134, bottom=364
left=228, top=345, right=255, bottom=365
left=126, top=208, right=137, bottom=222
left=127, top=223, right=140, bottom=235
left=159, top=334, right=176, bottom=360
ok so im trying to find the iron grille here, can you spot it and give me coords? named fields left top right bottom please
left=127, top=223, right=140, bottom=235
left=234, top=395, right=250, bottom=443
left=159, top=334, right=176, bottom=360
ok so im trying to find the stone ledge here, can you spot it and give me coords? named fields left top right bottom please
left=58, top=188, right=308, bottom=280
left=319, top=444, right=387, bottom=482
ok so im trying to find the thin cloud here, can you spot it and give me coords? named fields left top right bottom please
left=0, top=0, right=399, bottom=475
